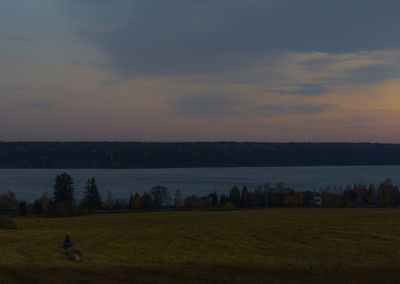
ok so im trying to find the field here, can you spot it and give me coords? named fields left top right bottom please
left=1, top=209, right=400, bottom=283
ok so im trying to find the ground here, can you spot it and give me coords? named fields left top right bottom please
left=1, top=209, right=399, bottom=283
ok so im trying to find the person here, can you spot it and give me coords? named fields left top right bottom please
left=63, top=235, right=83, bottom=262
left=63, top=235, right=73, bottom=250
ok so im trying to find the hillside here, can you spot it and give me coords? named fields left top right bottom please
left=1, top=142, right=400, bottom=168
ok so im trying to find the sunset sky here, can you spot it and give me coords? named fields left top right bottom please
left=1, top=1, right=400, bottom=142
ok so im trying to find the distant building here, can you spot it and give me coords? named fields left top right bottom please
left=314, top=196, right=322, bottom=206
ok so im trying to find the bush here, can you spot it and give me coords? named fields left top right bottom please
left=0, top=190, right=18, bottom=213
left=223, top=202, right=235, bottom=209
left=184, top=195, right=201, bottom=209
left=65, top=247, right=83, bottom=262
left=48, top=202, right=80, bottom=217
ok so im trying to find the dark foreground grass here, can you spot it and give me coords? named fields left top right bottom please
left=1, top=209, right=400, bottom=283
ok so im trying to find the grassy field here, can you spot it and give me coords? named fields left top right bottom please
left=1, top=209, right=400, bottom=283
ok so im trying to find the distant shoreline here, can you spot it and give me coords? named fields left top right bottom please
left=1, top=142, right=400, bottom=169
left=1, top=164, right=400, bottom=170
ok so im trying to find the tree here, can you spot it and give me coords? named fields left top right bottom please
left=32, top=199, right=43, bottom=215
left=18, top=201, right=28, bottom=216
left=174, top=189, right=183, bottom=207
left=140, top=192, right=153, bottom=210
left=367, top=184, right=376, bottom=205
left=378, top=179, right=392, bottom=207
left=184, top=195, right=201, bottom=209
left=39, top=193, right=50, bottom=215
left=53, top=173, right=74, bottom=203
left=106, top=190, right=114, bottom=210
left=229, top=186, right=241, bottom=208
left=113, top=199, right=127, bottom=210
left=321, top=189, right=331, bottom=205
left=0, top=190, right=18, bottom=213
left=253, top=187, right=266, bottom=207
left=241, top=185, right=249, bottom=207
left=150, top=185, right=171, bottom=208
left=303, top=191, right=314, bottom=207
left=208, top=192, right=219, bottom=208
left=81, top=178, right=102, bottom=211
left=294, top=191, right=304, bottom=206
left=220, top=194, right=227, bottom=207
left=284, top=195, right=296, bottom=207
left=128, top=194, right=134, bottom=209
left=343, top=186, right=356, bottom=207
left=129, top=193, right=142, bottom=210
left=391, top=187, right=400, bottom=206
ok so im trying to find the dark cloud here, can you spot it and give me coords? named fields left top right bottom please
left=64, top=0, right=400, bottom=77
left=340, top=65, right=400, bottom=85
left=170, top=92, right=249, bottom=118
left=172, top=90, right=336, bottom=118
left=254, top=103, right=336, bottom=116
left=268, top=83, right=330, bottom=96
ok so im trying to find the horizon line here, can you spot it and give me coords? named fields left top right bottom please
left=0, top=141, right=400, bottom=145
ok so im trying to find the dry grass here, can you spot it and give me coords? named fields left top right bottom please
left=1, top=209, right=400, bottom=283
left=0, top=216, right=17, bottom=230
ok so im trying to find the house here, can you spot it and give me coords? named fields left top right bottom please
left=314, top=196, right=322, bottom=206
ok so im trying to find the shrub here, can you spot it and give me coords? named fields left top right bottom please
left=223, top=202, right=235, bottom=209
left=184, top=195, right=201, bottom=209
left=0, top=190, right=18, bottom=213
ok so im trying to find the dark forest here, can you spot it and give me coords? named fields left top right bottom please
left=1, top=142, right=400, bottom=168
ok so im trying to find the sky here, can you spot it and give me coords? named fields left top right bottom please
left=1, top=0, right=400, bottom=142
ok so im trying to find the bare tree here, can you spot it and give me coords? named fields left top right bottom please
left=174, top=189, right=183, bottom=207
left=150, top=185, right=171, bottom=208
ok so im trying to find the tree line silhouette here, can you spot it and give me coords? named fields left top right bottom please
left=1, top=142, right=400, bottom=168
left=1, top=173, right=399, bottom=217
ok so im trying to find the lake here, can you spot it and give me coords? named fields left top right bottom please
left=1, top=166, right=399, bottom=202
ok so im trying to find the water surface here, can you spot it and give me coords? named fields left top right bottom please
left=1, top=166, right=399, bottom=201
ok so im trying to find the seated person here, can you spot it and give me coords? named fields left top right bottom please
left=63, top=235, right=73, bottom=250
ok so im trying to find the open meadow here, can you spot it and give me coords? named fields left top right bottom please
left=1, top=209, right=400, bottom=283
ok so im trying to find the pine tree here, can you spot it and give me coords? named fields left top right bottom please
left=241, top=185, right=249, bottom=207
left=53, top=173, right=74, bottom=203
left=32, top=199, right=43, bottom=215
left=132, top=193, right=141, bottom=209
left=81, top=178, right=102, bottom=210
left=208, top=192, right=219, bottom=207
left=18, top=201, right=28, bottom=216
left=229, top=186, right=241, bottom=208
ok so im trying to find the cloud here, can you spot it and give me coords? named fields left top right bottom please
left=63, top=1, right=400, bottom=77
left=12, top=86, right=28, bottom=92
left=254, top=103, right=336, bottom=117
left=268, top=83, right=330, bottom=96
left=340, top=65, right=400, bottom=85
left=23, top=100, right=53, bottom=109
left=170, top=91, right=249, bottom=118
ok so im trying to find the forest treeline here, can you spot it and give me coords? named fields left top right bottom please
left=1, top=173, right=399, bottom=219
left=1, top=142, right=400, bottom=168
